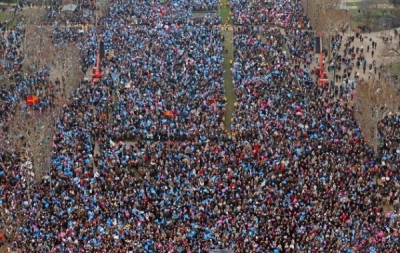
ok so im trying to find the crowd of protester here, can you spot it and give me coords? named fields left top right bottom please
left=0, top=0, right=399, bottom=252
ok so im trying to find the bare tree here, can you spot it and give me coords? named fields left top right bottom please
left=94, top=0, right=110, bottom=25
left=377, top=41, right=400, bottom=81
left=354, top=79, right=400, bottom=154
left=97, top=0, right=110, bottom=17
left=306, top=0, right=348, bottom=32
left=5, top=105, right=61, bottom=183
left=22, top=8, right=52, bottom=80
left=381, top=38, right=400, bottom=57
left=23, top=25, right=53, bottom=78
left=13, top=8, right=81, bottom=180
left=22, top=7, right=46, bottom=25
left=48, top=42, right=83, bottom=96
left=307, top=0, right=349, bottom=56
left=0, top=3, right=80, bottom=249
left=0, top=105, right=60, bottom=250
left=22, top=7, right=82, bottom=96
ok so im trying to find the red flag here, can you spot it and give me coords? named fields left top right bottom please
left=26, top=95, right=39, bottom=105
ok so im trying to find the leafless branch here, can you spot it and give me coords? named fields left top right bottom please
left=50, top=42, right=83, bottom=96
left=381, top=42, right=400, bottom=58
left=354, top=79, right=400, bottom=154
left=5, top=105, right=61, bottom=181
left=308, top=0, right=349, bottom=33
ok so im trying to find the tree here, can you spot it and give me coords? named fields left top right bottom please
left=97, top=0, right=110, bottom=18
left=12, top=8, right=82, bottom=181
left=305, top=0, right=348, bottom=31
left=5, top=105, right=61, bottom=183
left=94, top=0, right=110, bottom=25
left=0, top=104, right=61, bottom=251
left=22, top=6, right=46, bottom=25
left=377, top=41, right=400, bottom=81
left=22, top=8, right=52, bottom=81
left=47, top=42, right=82, bottom=97
left=23, top=25, right=53, bottom=78
left=306, top=0, right=349, bottom=54
left=359, top=0, right=378, bottom=30
left=380, top=41, right=400, bottom=56
left=354, top=79, right=400, bottom=154
left=22, top=26, right=83, bottom=98
left=22, top=8, right=82, bottom=96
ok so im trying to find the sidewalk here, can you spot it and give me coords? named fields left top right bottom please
left=310, top=27, right=399, bottom=84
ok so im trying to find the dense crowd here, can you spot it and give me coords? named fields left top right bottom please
left=230, top=0, right=305, bottom=28
left=0, top=0, right=399, bottom=252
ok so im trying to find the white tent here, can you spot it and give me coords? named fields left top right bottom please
left=61, top=4, right=78, bottom=12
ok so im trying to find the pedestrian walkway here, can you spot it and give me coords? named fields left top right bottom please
left=220, top=1, right=236, bottom=131
left=310, top=27, right=399, bottom=85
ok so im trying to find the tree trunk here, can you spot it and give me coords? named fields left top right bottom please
left=372, top=124, right=379, bottom=156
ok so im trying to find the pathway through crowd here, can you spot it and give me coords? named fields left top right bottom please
left=220, top=0, right=236, bottom=131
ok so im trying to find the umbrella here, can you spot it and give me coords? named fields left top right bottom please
left=296, top=111, right=302, bottom=116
